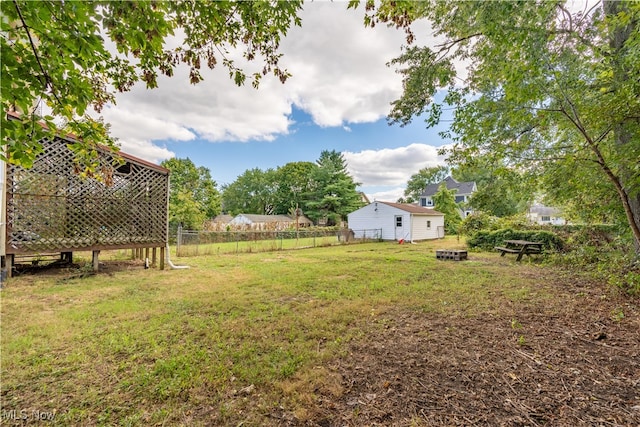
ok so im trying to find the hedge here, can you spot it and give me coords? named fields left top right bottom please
left=467, top=228, right=564, bottom=251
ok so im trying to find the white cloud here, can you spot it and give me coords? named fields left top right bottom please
left=115, top=138, right=175, bottom=164
left=344, top=143, right=447, bottom=187
left=102, top=1, right=418, bottom=163
left=367, top=187, right=406, bottom=203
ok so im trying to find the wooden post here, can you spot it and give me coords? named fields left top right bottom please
left=152, top=247, right=157, bottom=266
left=159, top=246, right=165, bottom=270
left=92, top=250, right=100, bottom=272
left=6, top=254, right=13, bottom=278
left=145, top=247, right=149, bottom=261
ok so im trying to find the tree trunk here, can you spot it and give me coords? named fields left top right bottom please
left=604, top=0, right=640, bottom=253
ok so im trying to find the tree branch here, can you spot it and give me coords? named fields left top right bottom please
left=13, top=0, right=49, bottom=91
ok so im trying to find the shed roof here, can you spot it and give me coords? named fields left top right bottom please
left=378, top=201, right=443, bottom=216
left=420, top=176, right=475, bottom=197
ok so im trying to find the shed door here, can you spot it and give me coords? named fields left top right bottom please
left=394, top=215, right=405, bottom=240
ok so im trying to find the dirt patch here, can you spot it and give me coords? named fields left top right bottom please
left=305, top=271, right=640, bottom=426
left=11, top=258, right=147, bottom=279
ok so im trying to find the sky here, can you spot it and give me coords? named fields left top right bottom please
left=99, top=1, right=454, bottom=202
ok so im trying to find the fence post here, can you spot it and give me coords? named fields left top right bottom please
left=177, top=224, right=183, bottom=256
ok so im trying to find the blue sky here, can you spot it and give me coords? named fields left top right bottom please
left=99, top=1, right=454, bottom=201
left=160, top=106, right=451, bottom=199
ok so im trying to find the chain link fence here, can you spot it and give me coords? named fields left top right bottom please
left=175, top=227, right=382, bottom=257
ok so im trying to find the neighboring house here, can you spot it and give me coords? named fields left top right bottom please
left=229, top=214, right=312, bottom=230
left=358, top=192, right=371, bottom=204
left=528, top=205, right=567, bottom=225
left=211, top=214, right=234, bottom=224
left=418, top=176, right=477, bottom=218
left=347, top=201, right=445, bottom=242
left=204, top=214, right=234, bottom=231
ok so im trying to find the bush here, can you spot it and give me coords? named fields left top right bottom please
left=459, top=212, right=499, bottom=236
left=467, top=228, right=564, bottom=251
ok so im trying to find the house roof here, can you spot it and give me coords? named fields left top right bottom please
left=420, top=176, right=475, bottom=198
left=211, top=214, right=234, bottom=223
left=235, top=214, right=299, bottom=223
left=529, top=205, right=562, bottom=216
left=378, top=201, right=443, bottom=216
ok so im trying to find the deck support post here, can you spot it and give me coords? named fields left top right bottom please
left=92, top=250, right=100, bottom=272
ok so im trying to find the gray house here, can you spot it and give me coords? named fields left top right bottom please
left=418, top=176, right=477, bottom=217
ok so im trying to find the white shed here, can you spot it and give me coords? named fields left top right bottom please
left=347, top=201, right=445, bottom=242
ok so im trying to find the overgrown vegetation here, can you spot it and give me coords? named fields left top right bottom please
left=461, top=213, right=639, bottom=295
left=547, top=226, right=640, bottom=296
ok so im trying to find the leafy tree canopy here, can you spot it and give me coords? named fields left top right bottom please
left=359, top=0, right=640, bottom=250
left=1, top=0, right=302, bottom=169
left=273, top=161, right=319, bottom=215
left=432, top=183, right=462, bottom=234
left=399, top=165, right=448, bottom=203
left=161, top=158, right=221, bottom=229
left=452, top=160, right=533, bottom=218
left=304, top=150, right=364, bottom=226
left=221, top=168, right=277, bottom=216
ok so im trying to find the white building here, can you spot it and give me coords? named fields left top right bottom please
left=527, top=205, right=567, bottom=225
left=347, top=201, right=445, bottom=242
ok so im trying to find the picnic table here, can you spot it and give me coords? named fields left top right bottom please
left=495, top=240, right=543, bottom=261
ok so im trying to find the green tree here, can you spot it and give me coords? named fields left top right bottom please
left=541, top=155, right=627, bottom=225
left=221, top=168, right=277, bottom=215
left=305, top=150, right=363, bottom=226
left=1, top=1, right=302, bottom=168
left=361, top=1, right=640, bottom=251
left=452, top=161, right=533, bottom=218
left=400, top=165, right=448, bottom=203
left=161, top=158, right=221, bottom=229
left=272, top=161, right=318, bottom=215
left=432, top=183, right=462, bottom=234
left=170, top=191, right=206, bottom=231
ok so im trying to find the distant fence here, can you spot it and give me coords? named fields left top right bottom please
left=175, top=227, right=383, bottom=257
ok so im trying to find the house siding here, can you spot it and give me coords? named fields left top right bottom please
left=410, top=215, right=444, bottom=240
left=348, top=202, right=444, bottom=241
left=347, top=203, right=407, bottom=240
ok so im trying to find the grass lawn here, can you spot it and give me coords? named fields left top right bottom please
left=176, top=234, right=343, bottom=256
left=1, top=237, right=638, bottom=426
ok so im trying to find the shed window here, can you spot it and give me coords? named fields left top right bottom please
left=395, top=216, right=402, bottom=227
left=427, top=220, right=431, bottom=229
left=541, top=216, right=550, bottom=221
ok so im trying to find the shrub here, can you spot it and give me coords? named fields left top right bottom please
left=459, top=212, right=499, bottom=236
left=467, top=228, right=564, bottom=251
